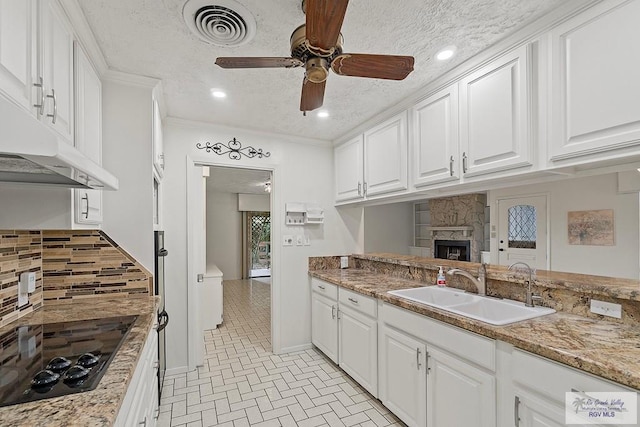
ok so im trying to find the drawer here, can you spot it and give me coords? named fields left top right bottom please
left=311, top=278, right=338, bottom=300
left=512, top=349, right=635, bottom=400
left=339, top=287, right=377, bottom=318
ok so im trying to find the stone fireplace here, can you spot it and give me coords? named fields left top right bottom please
left=428, top=194, right=486, bottom=263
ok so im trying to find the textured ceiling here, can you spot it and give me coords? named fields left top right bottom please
left=79, top=0, right=568, bottom=141
left=206, top=166, right=271, bottom=194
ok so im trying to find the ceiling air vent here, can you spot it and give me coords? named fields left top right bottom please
left=183, top=0, right=256, bottom=47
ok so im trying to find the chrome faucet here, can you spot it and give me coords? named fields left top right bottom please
left=447, top=264, right=486, bottom=296
left=508, top=262, right=540, bottom=307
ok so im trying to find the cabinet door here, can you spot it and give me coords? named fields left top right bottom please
left=40, top=0, right=74, bottom=143
left=513, top=389, right=567, bottom=427
left=311, top=292, right=338, bottom=363
left=338, top=305, right=377, bottom=397
left=0, top=0, right=36, bottom=111
left=412, top=85, right=460, bottom=187
left=426, top=346, right=496, bottom=427
left=379, top=325, right=427, bottom=427
left=153, top=98, right=164, bottom=177
left=459, top=44, right=532, bottom=177
left=334, top=135, right=364, bottom=202
left=75, top=188, right=102, bottom=225
left=364, top=111, right=408, bottom=197
left=548, top=0, right=640, bottom=162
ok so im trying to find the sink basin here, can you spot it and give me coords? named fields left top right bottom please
left=387, top=286, right=555, bottom=326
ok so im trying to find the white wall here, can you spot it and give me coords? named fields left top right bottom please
left=488, top=173, right=639, bottom=279
left=206, top=190, right=242, bottom=279
left=162, top=118, right=359, bottom=372
left=101, top=78, right=155, bottom=272
left=238, top=193, right=270, bottom=212
left=0, top=184, right=71, bottom=228
left=363, top=203, right=413, bottom=254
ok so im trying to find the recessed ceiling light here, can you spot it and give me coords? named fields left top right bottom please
left=317, top=110, right=329, bottom=118
left=210, top=89, right=227, bottom=98
left=435, top=46, right=457, bottom=61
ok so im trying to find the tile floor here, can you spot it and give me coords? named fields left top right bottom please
left=158, top=278, right=405, bottom=427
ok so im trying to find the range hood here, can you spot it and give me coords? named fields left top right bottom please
left=0, top=96, right=118, bottom=190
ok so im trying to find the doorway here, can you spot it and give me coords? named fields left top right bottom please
left=497, top=194, right=549, bottom=269
left=246, top=211, right=271, bottom=278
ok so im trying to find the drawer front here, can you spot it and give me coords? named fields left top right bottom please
left=311, top=278, right=338, bottom=300
left=512, top=349, right=635, bottom=400
left=339, top=287, right=377, bottom=318
left=382, top=303, right=495, bottom=371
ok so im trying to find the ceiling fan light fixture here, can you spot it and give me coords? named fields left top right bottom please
left=436, top=46, right=457, bottom=61
left=305, top=57, right=329, bottom=83
left=317, top=110, right=329, bottom=118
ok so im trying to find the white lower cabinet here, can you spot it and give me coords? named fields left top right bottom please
left=379, top=303, right=496, bottom=427
left=311, top=279, right=378, bottom=396
left=115, top=322, right=159, bottom=427
left=379, top=325, right=427, bottom=427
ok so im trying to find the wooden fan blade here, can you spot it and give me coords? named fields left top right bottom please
left=215, top=57, right=304, bottom=69
left=306, top=0, right=349, bottom=53
left=331, top=54, right=415, bottom=80
left=300, top=78, right=326, bottom=113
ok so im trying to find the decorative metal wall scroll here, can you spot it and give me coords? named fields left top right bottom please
left=196, top=138, right=271, bottom=160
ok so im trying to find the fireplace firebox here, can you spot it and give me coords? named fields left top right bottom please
left=434, top=240, right=471, bottom=262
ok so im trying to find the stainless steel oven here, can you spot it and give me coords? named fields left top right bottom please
left=154, top=231, right=169, bottom=401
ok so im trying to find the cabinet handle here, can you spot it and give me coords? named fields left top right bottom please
left=33, top=77, right=44, bottom=115
left=331, top=305, right=336, bottom=319
left=318, top=285, right=325, bottom=290
left=46, top=89, right=57, bottom=124
left=154, top=360, right=160, bottom=369
left=416, top=348, right=421, bottom=370
left=139, top=416, right=147, bottom=426
left=357, top=182, right=361, bottom=196
left=462, top=152, right=468, bottom=173
left=514, top=395, right=520, bottom=427
left=81, top=194, right=89, bottom=219
left=363, top=182, right=367, bottom=196
left=347, top=297, right=358, bottom=304
left=449, top=156, right=454, bottom=176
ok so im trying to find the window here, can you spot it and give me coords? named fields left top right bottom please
left=508, top=205, right=536, bottom=249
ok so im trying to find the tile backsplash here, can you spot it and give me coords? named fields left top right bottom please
left=0, top=229, right=152, bottom=327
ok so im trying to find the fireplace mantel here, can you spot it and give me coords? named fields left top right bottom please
left=426, top=226, right=474, bottom=237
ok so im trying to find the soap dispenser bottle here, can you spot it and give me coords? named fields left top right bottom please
left=437, top=266, right=446, bottom=287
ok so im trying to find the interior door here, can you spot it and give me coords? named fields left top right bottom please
left=497, top=195, right=548, bottom=269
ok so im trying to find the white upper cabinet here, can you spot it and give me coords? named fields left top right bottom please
left=459, top=44, right=533, bottom=177
left=334, top=135, right=364, bottom=202
left=411, top=85, right=460, bottom=187
left=363, top=111, right=408, bottom=197
left=152, top=98, right=164, bottom=177
left=548, top=0, right=640, bottom=163
left=39, top=0, right=74, bottom=143
left=0, top=0, right=37, bottom=111
left=73, top=42, right=102, bottom=226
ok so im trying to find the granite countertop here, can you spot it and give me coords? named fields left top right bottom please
left=0, top=296, right=160, bottom=427
left=309, top=268, right=640, bottom=391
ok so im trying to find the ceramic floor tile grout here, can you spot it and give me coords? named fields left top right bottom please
left=158, top=278, right=405, bottom=427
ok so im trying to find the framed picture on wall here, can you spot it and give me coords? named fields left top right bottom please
left=567, top=209, right=614, bottom=246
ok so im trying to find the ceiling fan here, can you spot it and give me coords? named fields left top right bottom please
left=215, top=0, right=415, bottom=114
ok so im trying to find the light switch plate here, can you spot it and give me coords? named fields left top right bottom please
left=296, top=235, right=304, bottom=246
left=590, top=299, right=622, bottom=319
left=303, top=235, right=310, bottom=246
left=283, top=235, right=294, bottom=246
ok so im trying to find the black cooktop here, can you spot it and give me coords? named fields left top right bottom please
left=0, top=315, right=137, bottom=408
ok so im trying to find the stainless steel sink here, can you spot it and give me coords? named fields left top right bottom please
left=387, top=286, right=555, bottom=326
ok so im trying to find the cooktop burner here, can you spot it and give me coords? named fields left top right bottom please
left=0, top=315, right=137, bottom=407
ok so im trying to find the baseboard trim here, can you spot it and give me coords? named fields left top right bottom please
left=165, top=366, right=189, bottom=376
left=278, top=343, right=313, bottom=354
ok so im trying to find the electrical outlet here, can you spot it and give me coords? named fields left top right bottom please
left=340, top=256, right=349, bottom=269
left=296, top=235, right=304, bottom=246
left=283, top=235, right=294, bottom=246
left=590, top=299, right=622, bottom=319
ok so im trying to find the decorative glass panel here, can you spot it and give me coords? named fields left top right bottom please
left=508, top=205, right=536, bottom=249
left=249, top=212, right=271, bottom=271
